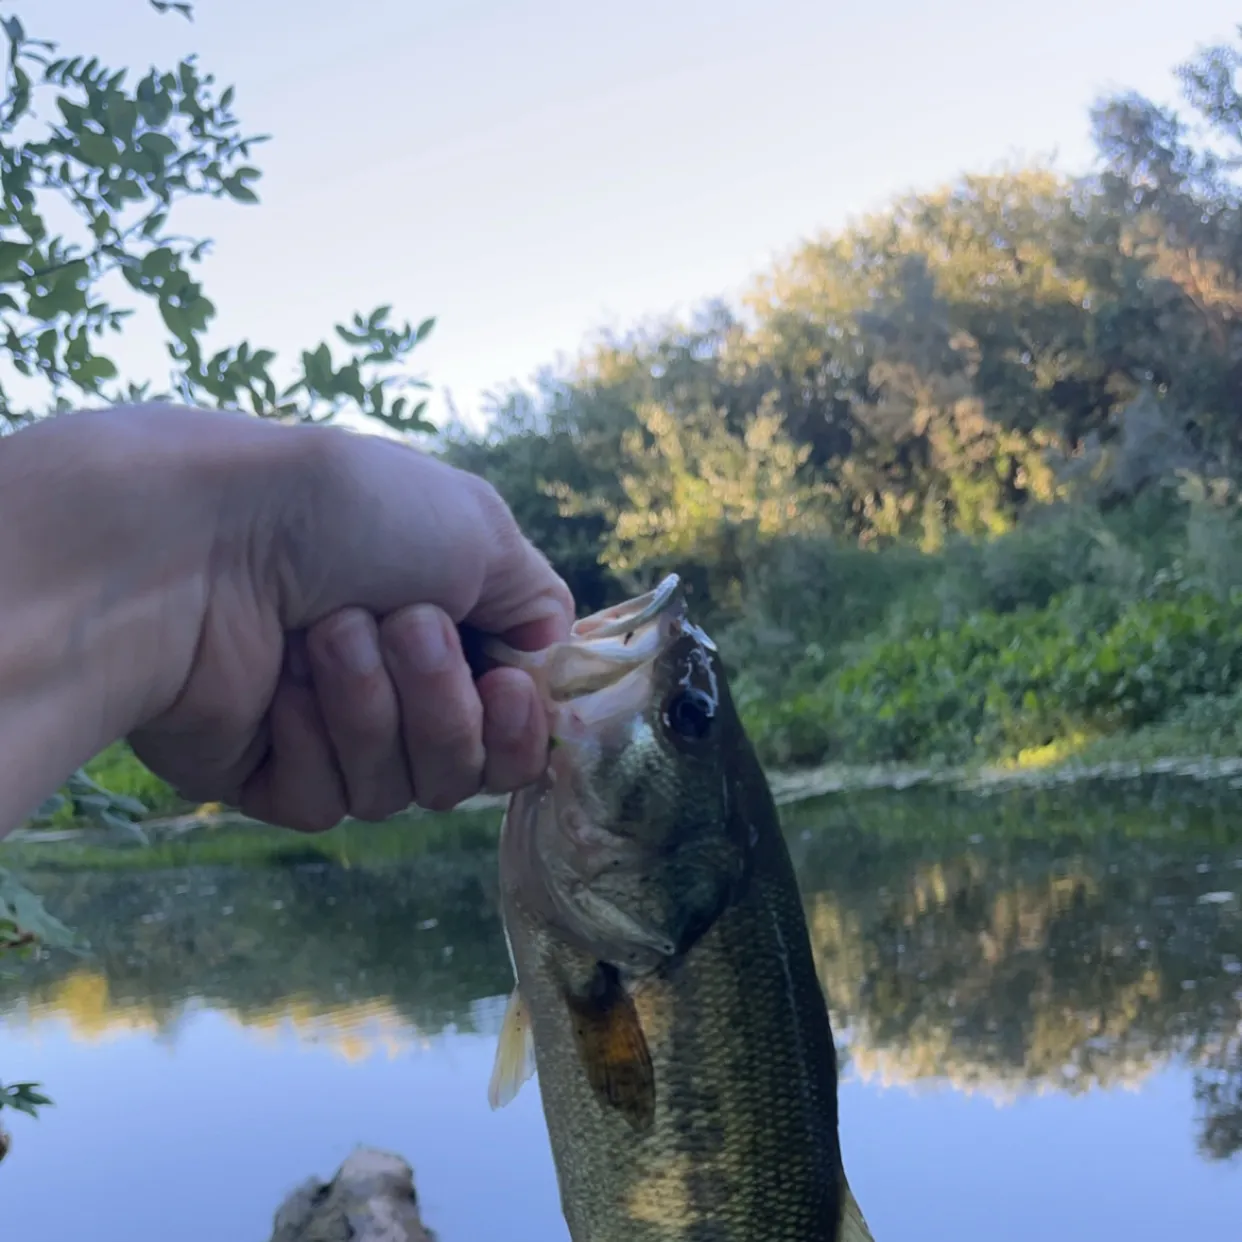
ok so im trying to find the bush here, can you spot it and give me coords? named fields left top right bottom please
left=739, top=586, right=1242, bottom=768
left=82, top=745, right=183, bottom=817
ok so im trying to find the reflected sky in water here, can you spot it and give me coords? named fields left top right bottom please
left=1, top=778, right=1240, bottom=1240
left=2, top=1014, right=1235, bottom=1240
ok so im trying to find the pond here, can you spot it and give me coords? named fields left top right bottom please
left=1, top=777, right=1241, bottom=1241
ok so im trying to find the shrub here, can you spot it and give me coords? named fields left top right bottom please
left=740, top=586, right=1242, bottom=768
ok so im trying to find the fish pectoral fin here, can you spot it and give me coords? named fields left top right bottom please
left=564, top=965, right=656, bottom=1135
left=839, top=1181, right=875, bottom=1242
left=488, top=988, right=536, bottom=1110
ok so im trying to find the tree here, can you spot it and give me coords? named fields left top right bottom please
left=0, top=2, right=437, bottom=434
left=446, top=23, right=1242, bottom=597
left=0, top=0, right=444, bottom=1106
left=1087, top=26, right=1242, bottom=465
left=0, top=0, right=443, bottom=826
left=551, top=395, right=834, bottom=608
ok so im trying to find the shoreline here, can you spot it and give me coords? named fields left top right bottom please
left=8, top=752, right=1242, bottom=847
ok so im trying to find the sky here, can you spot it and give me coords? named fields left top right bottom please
left=32, top=0, right=1242, bottom=432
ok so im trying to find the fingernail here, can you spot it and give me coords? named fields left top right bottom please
left=327, top=614, right=380, bottom=677
left=400, top=606, right=451, bottom=674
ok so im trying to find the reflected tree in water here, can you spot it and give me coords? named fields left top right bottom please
left=1, top=780, right=1240, bottom=1159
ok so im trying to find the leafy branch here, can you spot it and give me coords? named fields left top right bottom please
left=0, top=6, right=437, bottom=433
left=0, top=1, right=444, bottom=1132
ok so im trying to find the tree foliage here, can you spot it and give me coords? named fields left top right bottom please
left=5, top=787, right=1241, bottom=1161
left=0, top=0, right=441, bottom=1078
left=443, top=26, right=1242, bottom=618
left=0, top=2, right=436, bottom=432
left=0, top=0, right=439, bottom=824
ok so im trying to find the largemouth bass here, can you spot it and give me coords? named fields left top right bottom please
left=483, top=574, right=873, bottom=1242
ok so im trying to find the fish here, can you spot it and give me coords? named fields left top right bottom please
left=482, top=573, right=874, bottom=1242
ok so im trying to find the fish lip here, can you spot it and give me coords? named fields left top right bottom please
left=570, top=573, right=684, bottom=642
left=480, top=574, right=692, bottom=704
left=561, top=576, right=689, bottom=697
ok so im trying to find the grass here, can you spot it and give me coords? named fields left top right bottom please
left=2, top=807, right=504, bottom=873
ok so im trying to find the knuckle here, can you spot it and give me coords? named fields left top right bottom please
left=413, top=738, right=485, bottom=813
left=417, top=789, right=455, bottom=813
left=467, top=471, right=508, bottom=519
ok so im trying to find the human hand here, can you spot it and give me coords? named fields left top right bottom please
left=0, top=403, right=573, bottom=834
left=128, top=407, right=574, bottom=830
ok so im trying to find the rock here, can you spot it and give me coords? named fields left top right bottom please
left=270, top=1147, right=435, bottom=1242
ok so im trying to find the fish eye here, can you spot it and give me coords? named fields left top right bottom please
left=664, top=688, right=715, bottom=741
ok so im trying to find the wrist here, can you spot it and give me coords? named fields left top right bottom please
left=0, top=405, right=228, bottom=831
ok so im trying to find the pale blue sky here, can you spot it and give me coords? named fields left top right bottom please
left=34, top=0, right=1242, bottom=430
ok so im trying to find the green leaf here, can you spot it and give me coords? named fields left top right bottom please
left=112, top=177, right=147, bottom=202
left=158, top=299, right=191, bottom=342
left=99, top=811, right=148, bottom=844
left=31, top=794, right=67, bottom=820
left=35, top=328, right=58, bottom=366
left=0, top=239, right=31, bottom=280
left=221, top=174, right=258, bottom=204
left=0, top=871, right=77, bottom=953
left=27, top=278, right=88, bottom=320
left=138, top=131, right=178, bottom=160
left=71, top=353, right=120, bottom=387
left=74, top=131, right=121, bottom=169
left=140, top=246, right=177, bottom=279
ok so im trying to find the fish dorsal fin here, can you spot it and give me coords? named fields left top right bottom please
left=488, top=987, right=536, bottom=1109
left=564, top=963, right=656, bottom=1134
left=839, top=1181, right=875, bottom=1242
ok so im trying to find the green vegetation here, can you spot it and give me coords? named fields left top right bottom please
left=2, top=804, right=504, bottom=872
left=8, top=13, right=1242, bottom=837
left=0, top=0, right=442, bottom=1115
left=1, top=0, right=1236, bottom=1181
left=0, top=0, right=436, bottom=841
left=2, top=780, right=1239, bottom=1160
left=743, top=568, right=1242, bottom=767
left=438, top=26, right=1242, bottom=775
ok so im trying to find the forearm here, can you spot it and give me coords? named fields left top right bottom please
left=0, top=406, right=223, bottom=837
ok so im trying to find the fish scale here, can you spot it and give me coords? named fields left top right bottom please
left=485, top=576, right=874, bottom=1242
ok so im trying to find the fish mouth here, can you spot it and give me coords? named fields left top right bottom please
left=482, top=574, right=691, bottom=704
left=570, top=573, right=683, bottom=642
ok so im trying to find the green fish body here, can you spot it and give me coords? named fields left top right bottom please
left=486, top=576, right=873, bottom=1242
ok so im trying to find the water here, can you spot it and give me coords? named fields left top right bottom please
left=1, top=777, right=1241, bottom=1240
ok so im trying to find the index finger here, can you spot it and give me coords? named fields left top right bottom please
left=276, top=430, right=576, bottom=644
left=456, top=474, right=576, bottom=646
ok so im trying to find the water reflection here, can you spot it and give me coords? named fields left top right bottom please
left=1, top=777, right=1240, bottom=1235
